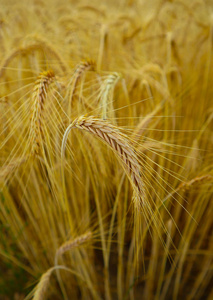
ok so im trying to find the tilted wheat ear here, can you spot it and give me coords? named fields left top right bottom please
left=54, top=232, right=92, bottom=300
left=68, top=60, right=96, bottom=100
left=32, top=267, right=55, bottom=300
left=100, top=72, right=120, bottom=119
left=62, top=116, right=144, bottom=208
left=29, top=70, right=55, bottom=155
left=56, top=231, right=92, bottom=256
left=0, top=157, right=27, bottom=183
left=177, top=175, right=213, bottom=192
left=67, top=60, right=96, bottom=116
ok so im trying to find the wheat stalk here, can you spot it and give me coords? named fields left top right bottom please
left=29, top=70, right=55, bottom=155
left=62, top=116, right=144, bottom=208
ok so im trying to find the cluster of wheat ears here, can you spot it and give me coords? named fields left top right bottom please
left=0, top=0, right=213, bottom=299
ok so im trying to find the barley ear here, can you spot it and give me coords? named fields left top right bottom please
left=56, top=231, right=92, bottom=257
left=32, top=267, right=55, bottom=300
left=61, top=116, right=145, bottom=209
left=29, top=70, right=55, bottom=155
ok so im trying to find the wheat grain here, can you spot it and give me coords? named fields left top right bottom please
left=100, top=72, right=120, bottom=119
left=56, top=231, right=92, bottom=256
left=162, top=174, right=213, bottom=204
left=73, top=60, right=96, bottom=82
left=0, top=157, right=26, bottom=182
left=54, top=231, right=93, bottom=300
left=62, top=116, right=144, bottom=208
left=132, top=101, right=163, bottom=142
left=71, top=60, right=96, bottom=95
left=177, top=175, right=213, bottom=192
left=29, top=70, right=55, bottom=155
left=0, top=41, right=67, bottom=78
left=33, top=267, right=55, bottom=300
left=67, top=60, right=96, bottom=111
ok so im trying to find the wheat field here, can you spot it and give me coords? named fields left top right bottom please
left=0, top=0, right=213, bottom=299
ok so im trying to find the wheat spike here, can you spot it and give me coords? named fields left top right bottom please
left=33, top=267, right=55, bottom=300
left=54, top=231, right=93, bottom=300
left=177, top=175, right=213, bottom=192
left=0, top=157, right=26, bottom=182
left=0, top=40, right=67, bottom=78
left=62, top=116, right=144, bottom=208
left=29, top=70, right=55, bottom=155
left=67, top=60, right=95, bottom=113
left=100, top=72, right=120, bottom=119
left=56, top=231, right=92, bottom=256
left=73, top=60, right=95, bottom=80
left=162, top=174, right=213, bottom=204
left=70, top=60, right=96, bottom=96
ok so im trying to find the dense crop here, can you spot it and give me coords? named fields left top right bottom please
left=0, top=0, right=213, bottom=299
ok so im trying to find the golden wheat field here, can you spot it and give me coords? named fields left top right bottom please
left=0, top=0, right=213, bottom=299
